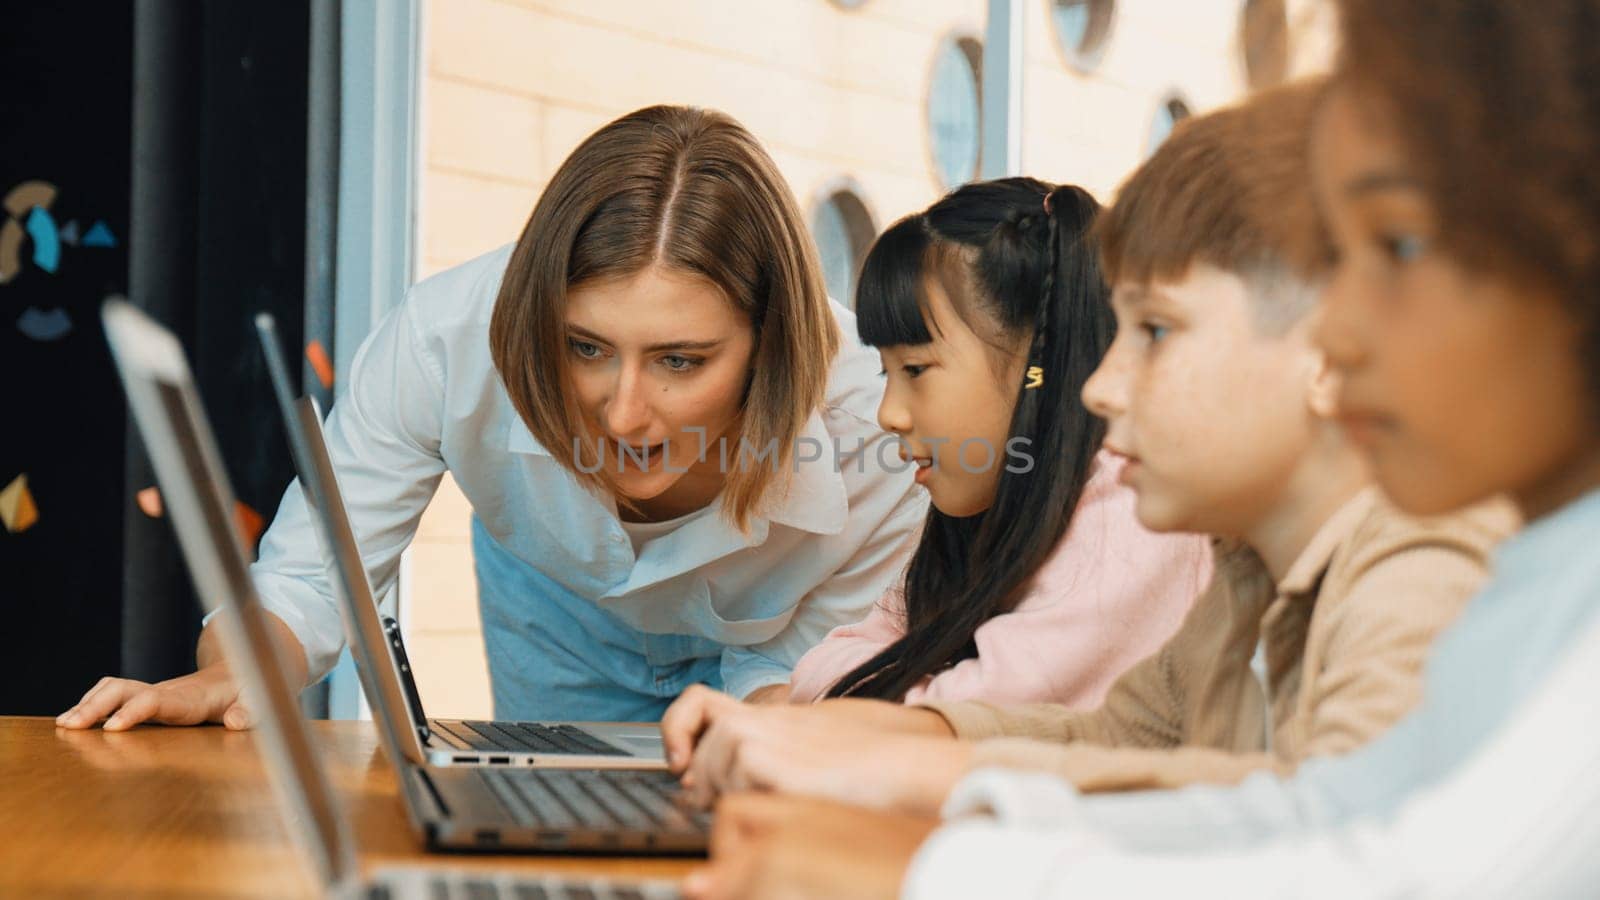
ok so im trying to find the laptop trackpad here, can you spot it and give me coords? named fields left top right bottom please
left=588, top=724, right=666, bottom=758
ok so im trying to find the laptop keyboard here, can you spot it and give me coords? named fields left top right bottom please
left=416, top=879, right=664, bottom=900
left=366, top=877, right=671, bottom=900
left=451, top=721, right=630, bottom=757
left=481, top=769, right=704, bottom=834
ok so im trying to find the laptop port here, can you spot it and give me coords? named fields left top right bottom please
left=453, top=756, right=478, bottom=764
left=475, top=829, right=500, bottom=845
left=488, top=756, right=511, bottom=765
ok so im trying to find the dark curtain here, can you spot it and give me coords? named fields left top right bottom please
left=0, top=2, right=316, bottom=714
left=0, top=4, right=134, bottom=715
left=122, top=0, right=312, bottom=685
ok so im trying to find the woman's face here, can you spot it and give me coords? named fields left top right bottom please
left=874, top=276, right=1024, bottom=518
left=1311, top=86, right=1600, bottom=518
left=563, top=265, right=756, bottom=510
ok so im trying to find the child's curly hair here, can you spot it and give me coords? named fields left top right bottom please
left=1339, top=0, right=1600, bottom=389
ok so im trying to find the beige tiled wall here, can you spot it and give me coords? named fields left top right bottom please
left=407, top=0, right=1333, bottom=716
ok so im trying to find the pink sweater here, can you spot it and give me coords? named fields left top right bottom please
left=788, top=451, right=1212, bottom=706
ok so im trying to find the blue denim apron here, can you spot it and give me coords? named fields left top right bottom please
left=471, top=515, right=724, bottom=722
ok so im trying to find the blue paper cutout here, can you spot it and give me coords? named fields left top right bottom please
left=16, top=306, right=73, bottom=341
left=26, top=207, right=59, bottom=273
left=83, top=220, right=116, bottom=248
left=58, top=220, right=80, bottom=246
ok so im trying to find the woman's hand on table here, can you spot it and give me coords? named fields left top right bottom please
left=56, top=610, right=306, bottom=731
left=56, top=664, right=251, bottom=731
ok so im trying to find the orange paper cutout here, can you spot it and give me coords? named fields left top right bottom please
left=305, top=340, right=334, bottom=390
left=136, top=486, right=164, bottom=518
left=0, top=473, right=39, bottom=533
left=234, top=501, right=265, bottom=547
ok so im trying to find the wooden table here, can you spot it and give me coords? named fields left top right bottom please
left=0, top=716, right=696, bottom=898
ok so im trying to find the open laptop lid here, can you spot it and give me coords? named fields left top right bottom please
left=253, top=313, right=434, bottom=768
left=102, top=299, right=359, bottom=895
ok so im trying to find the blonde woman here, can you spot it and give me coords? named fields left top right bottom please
left=60, top=106, right=925, bottom=727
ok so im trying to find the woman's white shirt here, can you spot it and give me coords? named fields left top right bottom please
left=248, top=244, right=927, bottom=698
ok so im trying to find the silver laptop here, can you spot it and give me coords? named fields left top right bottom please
left=247, top=312, right=704, bottom=853
left=102, top=298, right=688, bottom=893
left=252, top=312, right=665, bottom=770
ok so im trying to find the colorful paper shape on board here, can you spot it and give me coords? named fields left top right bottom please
left=305, top=339, right=335, bottom=389
left=83, top=220, right=117, bottom=248
left=136, top=486, right=164, bottom=518
left=1, top=474, right=40, bottom=534
left=0, top=218, right=23, bottom=283
left=16, top=306, right=73, bottom=341
left=1, top=181, right=58, bottom=284
left=3, top=181, right=57, bottom=217
left=234, top=501, right=264, bottom=547
left=26, top=206, right=60, bottom=273
left=59, top=219, right=80, bottom=246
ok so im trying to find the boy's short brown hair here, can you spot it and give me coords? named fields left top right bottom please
left=1096, top=79, right=1332, bottom=331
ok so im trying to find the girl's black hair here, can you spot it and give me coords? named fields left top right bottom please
left=826, top=177, right=1114, bottom=702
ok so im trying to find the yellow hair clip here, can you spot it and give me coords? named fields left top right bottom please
left=1024, top=366, right=1044, bottom=390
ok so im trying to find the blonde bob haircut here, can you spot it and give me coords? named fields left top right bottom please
left=488, top=105, right=840, bottom=530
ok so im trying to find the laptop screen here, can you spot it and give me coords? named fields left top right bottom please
left=152, top=373, right=354, bottom=890
left=254, top=313, right=433, bottom=768
left=155, top=381, right=255, bottom=601
left=105, top=296, right=358, bottom=893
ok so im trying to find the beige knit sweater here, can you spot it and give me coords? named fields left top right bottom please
left=920, top=489, right=1517, bottom=793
